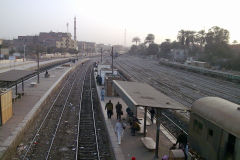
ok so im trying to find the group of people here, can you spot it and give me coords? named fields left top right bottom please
left=105, top=100, right=123, bottom=120
left=105, top=100, right=125, bottom=144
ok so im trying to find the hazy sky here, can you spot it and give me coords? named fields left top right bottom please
left=0, top=0, right=239, bottom=45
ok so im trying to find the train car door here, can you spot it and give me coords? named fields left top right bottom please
left=224, top=134, right=236, bottom=160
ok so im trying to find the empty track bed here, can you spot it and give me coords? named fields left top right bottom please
left=76, top=67, right=113, bottom=160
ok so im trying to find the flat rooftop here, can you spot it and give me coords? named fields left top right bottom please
left=113, top=80, right=187, bottom=110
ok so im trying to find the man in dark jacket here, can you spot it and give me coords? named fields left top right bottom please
left=115, top=102, right=123, bottom=120
left=105, top=100, right=113, bottom=119
left=176, top=130, right=187, bottom=149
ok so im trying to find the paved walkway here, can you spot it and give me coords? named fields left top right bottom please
left=0, top=59, right=87, bottom=159
left=96, top=82, right=176, bottom=160
left=0, top=58, right=69, bottom=73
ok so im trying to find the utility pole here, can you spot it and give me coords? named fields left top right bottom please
left=124, top=28, right=126, bottom=46
left=23, top=44, right=26, bottom=62
left=37, top=52, right=40, bottom=83
left=111, top=46, right=113, bottom=75
left=101, top=48, right=103, bottom=64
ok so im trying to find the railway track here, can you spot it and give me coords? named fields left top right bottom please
left=76, top=66, right=113, bottom=160
left=22, top=63, right=87, bottom=160
left=113, top=55, right=240, bottom=138
left=18, top=61, right=113, bottom=160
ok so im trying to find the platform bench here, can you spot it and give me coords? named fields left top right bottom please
left=30, top=82, right=37, bottom=87
left=137, top=123, right=147, bottom=134
left=12, top=94, right=19, bottom=102
left=141, top=137, right=156, bottom=151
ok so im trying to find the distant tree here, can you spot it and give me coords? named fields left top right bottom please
left=147, top=43, right=159, bottom=55
left=232, top=40, right=238, bottom=44
left=144, top=34, right=155, bottom=45
left=159, top=39, right=172, bottom=58
left=196, top=30, right=206, bottom=47
left=203, top=26, right=232, bottom=65
left=129, top=45, right=138, bottom=54
left=177, top=30, right=186, bottom=46
left=132, top=37, right=141, bottom=45
left=205, top=26, right=229, bottom=45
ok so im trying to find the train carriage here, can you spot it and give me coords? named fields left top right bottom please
left=189, top=97, right=240, bottom=160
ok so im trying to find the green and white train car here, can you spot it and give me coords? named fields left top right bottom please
left=189, top=97, right=240, bottom=160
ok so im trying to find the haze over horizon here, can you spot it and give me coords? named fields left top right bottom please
left=0, top=0, right=239, bottom=45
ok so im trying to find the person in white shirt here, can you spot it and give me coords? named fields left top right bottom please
left=115, top=119, right=125, bottom=144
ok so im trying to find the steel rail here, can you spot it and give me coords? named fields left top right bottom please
left=89, top=67, right=100, bottom=160
left=45, top=68, right=80, bottom=159
left=75, top=65, right=89, bottom=160
left=75, top=66, right=100, bottom=160
left=23, top=71, right=75, bottom=160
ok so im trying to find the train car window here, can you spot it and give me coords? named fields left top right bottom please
left=193, top=119, right=198, bottom=131
left=208, top=129, right=213, bottom=136
left=207, top=129, right=213, bottom=141
left=193, top=119, right=203, bottom=134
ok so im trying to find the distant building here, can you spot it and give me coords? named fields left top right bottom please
left=171, top=49, right=186, bottom=62
left=13, top=35, right=38, bottom=51
left=13, top=31, right=77, bottom=53
left=78, top=41, right=96, bottom=53
left=0, top=48, right=10, bottom=58
left=56, top=35, right=77, bottom=49
left=96, top=44, right=111, bottom=52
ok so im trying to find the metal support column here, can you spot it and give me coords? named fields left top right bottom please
left=37, top=52, right=40, bottom=83
left=144, top=106, right=147, bottom=137
left=15, top=82, right=18, bottom=96
left=154, top=108, right=161, bottom=159
left=101, top=48, right=103, bottom=64
left=22, top=78, right=24, bottom=92
left=111, top=46, right=113, bottom=75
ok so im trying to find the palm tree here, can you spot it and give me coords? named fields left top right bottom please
left=144, top=34, right=155, bottom=45
left=132, top=37, right=141, bottom=45
left=177, top=30, right=186, bottom=46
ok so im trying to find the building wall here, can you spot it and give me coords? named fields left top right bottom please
left=0, top=48, right=9, bottom=56
left=78, top=41, right=96, bottom=52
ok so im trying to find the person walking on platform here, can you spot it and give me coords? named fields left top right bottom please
left=96, top=75, right=100, bottom=85
left=105, top=100, right=113, bottom=119
left=101, top=88, right=105, bottom=101
left=99, top=76, right=102, bottom=85
left=115, top=119, right=124, bottom=144
left=176, top=130, right=187, bottom=149
left=131, top=116, right=140, bottom=136
left=115, top=102, right=123, bottom=120
left=150, top=107, right=155, bottom=124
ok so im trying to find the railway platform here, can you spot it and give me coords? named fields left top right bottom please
left=0, top=59, right=87, bottom=159
left=96, top=84, right=178, bottom=160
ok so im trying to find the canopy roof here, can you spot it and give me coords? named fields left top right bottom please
left=0, top=70, right=34, bottom=82
left=192, top=97, right=240, bottom=139
left=113, top=80, right=187, bottom=110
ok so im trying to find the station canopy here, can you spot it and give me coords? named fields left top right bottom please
left=0, top=70, right=34, bottom=82
left=113, top=80, right=187, bottom=110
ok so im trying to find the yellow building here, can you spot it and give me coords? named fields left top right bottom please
left=56, top=35, right=77, bottom=50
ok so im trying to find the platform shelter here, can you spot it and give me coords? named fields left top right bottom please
left=0, top=70, right=34, bottom=96
left=113, top=80, right=187, bottom=159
